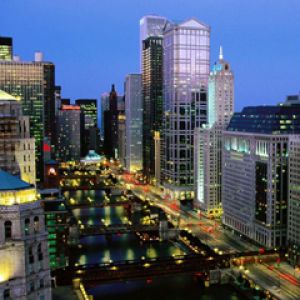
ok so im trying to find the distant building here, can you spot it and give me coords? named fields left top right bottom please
left=56, top=105, right=82, bottom=161
left=0, top=90, right=36, bottom=184
left=118, top=113, right=126, bottom=166
left=75, top=99, right=100, bottom=155
left=0, top=41, right=55, bottom=181
left=125, top=74, right=143, bottom=172
left=162, top=18, right=210, bottom=202
left=0, top=37, right=13, bottom=60
left=0, top=170, right=51, bottom=299
left=194, top=48, right=234, bottom=215
left=222, top=104, right=300, bottom=248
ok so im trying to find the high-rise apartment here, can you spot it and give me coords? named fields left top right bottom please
left=0, top=42, right=55, bottom=181
left=222, top=104, right=300, bottom=248
left=162, top=18, right=210, bottom=201
left=125, top=74, right=143, bottom=172
left=194, top=48, right=234, bottom=215
left=0, top=170, right=51, bottom=299
left=0, top=90, right=36, bottom=184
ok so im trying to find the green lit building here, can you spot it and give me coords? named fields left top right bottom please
left=40, top=188, right=69, bottom=269
left=0, top=49, right=55, bottom=181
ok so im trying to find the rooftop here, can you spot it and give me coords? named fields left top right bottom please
left=0, top=90, right=18, bottom=101
left=0, top=169, right=32, bottom=191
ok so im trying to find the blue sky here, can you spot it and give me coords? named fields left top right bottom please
left=1, top=0, right=300, bottom=111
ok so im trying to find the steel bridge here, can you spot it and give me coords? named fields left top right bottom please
left=53, top=250, right=279, bottom=285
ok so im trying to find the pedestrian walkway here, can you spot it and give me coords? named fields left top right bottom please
left=52, top=286, right=80, bottom=300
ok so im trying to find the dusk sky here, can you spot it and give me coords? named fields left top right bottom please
left=1, top=0, right=300, bottom=112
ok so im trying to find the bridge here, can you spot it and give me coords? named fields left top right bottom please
left=53, top=250, right=280, bottom=285
left=67, top=201, right=130, bottom=209
left=79, top=223, right=159, bottom=235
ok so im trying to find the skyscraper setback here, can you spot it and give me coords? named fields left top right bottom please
left=162, top=18, right=210, bottom=201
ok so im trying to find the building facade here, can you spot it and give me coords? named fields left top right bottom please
left=288, top=135, right=300, bottom=265
left=0, top=90, right=36, bottom=184
left=56, top=105, right=82, bottom=161
left=0, top=47, right=55, bottom=181
left=194, top=48, right=234, bottom=215
left=0, top=170, right=51, bottom=299
left=125, top=74, right=143, bottom=172
left=222, top=105, right=300, bottom=248
left=162, top=18, right=210, bottom=201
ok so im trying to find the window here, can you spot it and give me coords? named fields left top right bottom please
left=30, top=281, right=34, bottom=293
left=34, top=216, right=40, bottom=233
left=39, top=279, right=44, bottom=288
left=29, top=246, right=34, bottom=264
left=3, top=289, right=10, bottom=299
left=25, top=218, right=30, bottom=236
left=4, top=220, right=12, bottom=239
left=38, top=243, right=43, bottom=261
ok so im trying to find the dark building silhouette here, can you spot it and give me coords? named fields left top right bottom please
left=103, top=84, right=124, bottom=158
left=142, top=36, right=163, bottom=181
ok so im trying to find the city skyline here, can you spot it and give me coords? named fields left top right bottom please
left=1, top=0, right=300, bottom=112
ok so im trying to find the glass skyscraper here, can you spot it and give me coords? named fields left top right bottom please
left=162, top=18, right=210, bottom=201
left=0, top=45, right=55, bottom=181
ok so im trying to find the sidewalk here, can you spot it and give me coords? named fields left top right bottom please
left=52, top=286, right=80, bottom=300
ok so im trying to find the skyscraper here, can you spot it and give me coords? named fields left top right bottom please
left=0, top=43, right=55, bottom=181
left=0, top=170, right=51, bottom=299
left=194, top=48, right=234, bottom=215
left=162, top=18, right=210, bottom=202
left=0, top=90, right=36, bottom=184
left=0, top=37, right=12, bottom=61
left=56, top=105, right=82, bottom=161
left=142, top=36, right=163, bottom=182
left=125, top=74, right=143, bottom=172
left=103, top=85, right=124, bottom=159
left=222, top=103, right=300, bottom=247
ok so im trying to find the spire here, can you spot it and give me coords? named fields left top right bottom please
left=219, top=46, right=223, bottom=60
left=111, top=84, right=115, bottom=93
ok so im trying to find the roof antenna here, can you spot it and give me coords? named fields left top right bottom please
left=219, top=46, right=223, bottom=60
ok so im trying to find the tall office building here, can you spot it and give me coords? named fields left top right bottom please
left=162, top=18, right=210, bottom=201
left=194, top=48, right=234, bottom=215
left=100, top=93, right=109, bottom=139
left=0, top=90, right=36, bottom=184
left=222, top=103, right=300, bottom=248
left=0, top=170, right=51, bottom=299
left=0, top=37, right=13, bottom=61
left=139, top=15, right=166, bottom=69
left=0, top=43, right=55, bottom=181
left=75, top=99, right=100, bottom=155
left=142, top=36, right=163, bottom=181
left=56, top=105, right=82, bottom=161
left=125, top=74, right=143, bottom=172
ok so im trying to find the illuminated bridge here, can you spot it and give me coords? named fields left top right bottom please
left=67, top=201, right=130, bottom=209
left=79, top=224, right=159, bottom=235
left=53, top=250, right=280, bottom=285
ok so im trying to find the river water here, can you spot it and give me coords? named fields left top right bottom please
left=64, top=190, right=245, bottom=299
